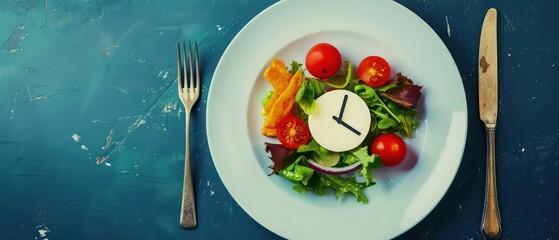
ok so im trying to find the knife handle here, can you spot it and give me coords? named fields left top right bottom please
left=481, top=127, right=502, bottom=239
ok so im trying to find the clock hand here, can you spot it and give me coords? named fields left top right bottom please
left=337, top=94, right=349, bottom=120
left=340, top=121, right=361, bottom=136
left=332, top=116, right=361, bottom=136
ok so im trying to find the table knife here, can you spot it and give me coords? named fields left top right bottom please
left=479, top=8, right=502, bottom=239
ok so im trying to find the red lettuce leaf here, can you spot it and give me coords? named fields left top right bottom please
left=265, top=142, right=296, bottom=175
left=379, top=73, right=422, bottom=108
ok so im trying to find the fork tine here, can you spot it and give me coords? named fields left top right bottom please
left=182, top=41, right=188, bottom=89
left=188, top=41, right=194, bottom=90
left=194, top=41, right=200, bottom=90
left=177, top=42, right=183, bottom=90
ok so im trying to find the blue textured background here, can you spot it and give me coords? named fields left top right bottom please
left=1, top=0, right=557, bottom=239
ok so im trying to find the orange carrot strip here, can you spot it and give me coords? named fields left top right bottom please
left=262, top=70, right=303, bottom=137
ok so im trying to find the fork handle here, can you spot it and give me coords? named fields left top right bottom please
left=481, top=127, right=501, bottom=239
left=180, top=112, right=197, bottom=229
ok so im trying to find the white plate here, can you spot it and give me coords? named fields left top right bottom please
left=206, top=0, right=467, bottom=239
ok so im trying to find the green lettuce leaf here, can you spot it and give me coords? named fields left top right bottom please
left=343, top=146, right=381, bottom=185
left=297, top=138, right=329, bottom=158
left=318, top=174, right=373, bottom=204
left=279, top=156, right=314, bottom=182
left=379, top=99, right=420, bottom=137
left=377, top=117, right=398, bottom=130
left=279, top=155, right=315, bottom=192
left=295, top=77, right=325, bottom=115
left=297, top=99, right=316, bottom=116
left=293, top=182, right=307, bottom=194
left=323, top=60, right=356, bottom=89
left=355, top=84, right=402, bottom=129
left=290, top=61, right=302, bottom=75
left=398, top=107, right=420, bottom=138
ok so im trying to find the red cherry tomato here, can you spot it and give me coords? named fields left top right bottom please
left=370, top=133, right=407, bottom=166
left=357, top=56, right=391, bottom=88
left=276, top=115, right=310, bottom=149
left=305, top=43, right=342, bottom=79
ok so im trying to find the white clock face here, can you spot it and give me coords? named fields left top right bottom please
left=308, top=90, right=371, bottom=152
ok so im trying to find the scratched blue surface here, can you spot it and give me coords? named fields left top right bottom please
left=0, top=0, right=557, bottom=239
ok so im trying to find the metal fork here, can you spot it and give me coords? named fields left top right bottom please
left=177, top=41, right=200, bottom=229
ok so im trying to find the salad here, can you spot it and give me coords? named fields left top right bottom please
left=261, top=43, right=423, bottom=204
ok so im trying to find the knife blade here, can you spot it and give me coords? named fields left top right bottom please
left=479, top=8, right=502, bottom=240
left=479, top=8, right=498, bottom=127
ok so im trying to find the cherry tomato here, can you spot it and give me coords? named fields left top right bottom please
left=370, top=133, right=407, bottom=167
left=357, top=56, right=391, bottom=88
left=305, top=43, right=342, bottom=79
left=276, top=115, right=310, bottom=149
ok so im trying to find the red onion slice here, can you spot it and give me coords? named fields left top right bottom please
left=307, top=160, right=362, bottom=175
